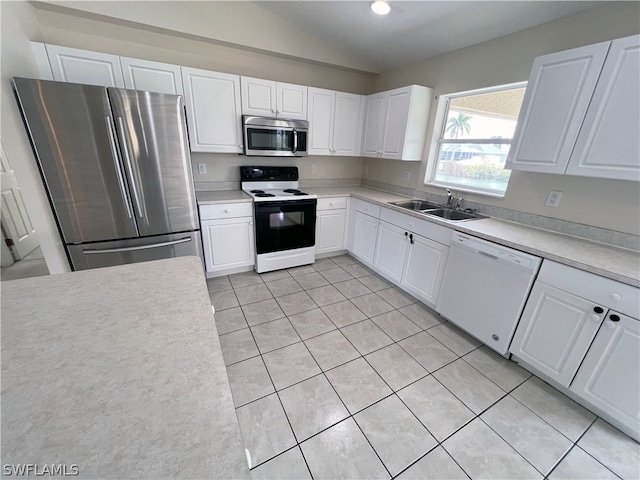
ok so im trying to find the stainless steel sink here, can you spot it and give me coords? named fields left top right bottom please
left=425, top=209, right=478, bottom=221
left=389, top=200, right=441, bottom=211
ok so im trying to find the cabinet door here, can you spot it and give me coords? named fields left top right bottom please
left=350, top=211, right=378, bottom=265
left=381, top=87, right=411, bottom=160
left=46, top=45, right=124, bottom=87
left=121, top=57, right=183, bottom=95
left=401, top=234, right=449, bottom=307
left=362, top=93, right=387, bottom=157
left=181, top=67, right=243, bottom=153
left=566, top=35, right=640, bottom=181
left=277, top=82, right=307, bottom=120
left=373, top=221, right=408, bottom=283
left=241, top=77, right=276, bottom=116
left=506, top=42, right=610, bottom=174
left=333, top=92, right=363, bottom=156
left=316, top=209, right=346, bottom=254
left=308, top=88, right=335, bottom=155
left=570, top=311, right=639, bottom=438
left=510, top=282, right=606, bottom=387
left=201, top=217, right=254, bottom=273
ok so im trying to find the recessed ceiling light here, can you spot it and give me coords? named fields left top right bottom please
left=371, top=1, right=391, bottom=15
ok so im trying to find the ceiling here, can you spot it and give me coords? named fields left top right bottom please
left=255, top=1, right=609, bottom=71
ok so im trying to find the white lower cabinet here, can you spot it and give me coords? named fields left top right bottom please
left=510, top=282, right=606, bottom=387
left=373, top=221, right=408, bottom=283
left=350, top=211, right=379, bottom=265
left=316, top=197, right=347, bottom=255
left=200, top=203, right=254, bottom=277
left=401, top=233, right=449, bottom=306
left=370, top=207, right=450, bottom=307
left=570, top=312, right=640, bottom=438
left=511, top=260, right=640, bottom=441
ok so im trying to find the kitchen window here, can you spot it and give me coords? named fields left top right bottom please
left=425, top=82, right=527, bottom=197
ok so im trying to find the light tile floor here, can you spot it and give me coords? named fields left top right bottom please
left=209, top=255, right=640, bottom=480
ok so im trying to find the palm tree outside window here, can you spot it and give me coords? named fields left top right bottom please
left=426, top=82, right=527, bottom=197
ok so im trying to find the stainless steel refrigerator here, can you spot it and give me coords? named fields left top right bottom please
left=12, top=78, right=203, bottom=271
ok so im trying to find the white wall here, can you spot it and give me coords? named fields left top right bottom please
left=0, top=0, right=69, bottom=273
left=370, top=2, right=640, bottom=236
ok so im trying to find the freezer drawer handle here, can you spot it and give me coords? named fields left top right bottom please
left=82, top=237, right=192, bottom=255
left=104, top=117, right=133, bottom=219
left=117, top=116, right=144, bottom=219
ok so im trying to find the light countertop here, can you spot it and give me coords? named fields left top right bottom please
left=1, top=256, right=250, bottom=479
left=196, top=186, right=639, bottom=286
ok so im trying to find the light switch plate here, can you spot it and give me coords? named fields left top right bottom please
left=404, top=170, right=411, bottom=181
left=545, top=190, right=563, bottom=207
left=311, top=164, right=317, bottom=174
left=198, top=163, right=207, bottom=175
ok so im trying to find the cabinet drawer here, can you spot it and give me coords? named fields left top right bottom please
left=355, top=199, right=381, bottom=218
left=317, top=196, right=348, bottom=211
left=538, top=260, right=639, bottom=317
left=380, top=207, right=451, bottom=245
left=199, top=202, right=253, bottom=220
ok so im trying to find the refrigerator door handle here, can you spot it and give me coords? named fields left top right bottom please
left=82, top=236, right=192, bottom=255
left=104, top=117, right=134, bottom=219
left=117, top=116, right=144, bottom=219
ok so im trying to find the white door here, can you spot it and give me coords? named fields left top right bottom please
left=0, top=142, right=39, bottom=260
left=333, top=92, right=363, bottom=156
left=181, top=67, right=243, bottom=153
left=46, top=45, right=125, bottom=87
left=373, top=221, right=408, bottom=283
left=350, top=211, right=378, bottom=265
left=362, top=92, right=387, bottom=157
left=121, top=57, right=183, bottom=95
left=277, top=82, right=307, bottom=120
left=241, top=77, right=276, bottom=116
left=401, top=234, right=449, bottom=307
left=308, top=88, right=335, bottom=155
left=381, top=87, right=411, bottom=160
left=566, top=34, right=640, bottom=181
left=511, top=282, right=606, bottom=386
left=201, top=218, right=254, bottom=273
left=570, top=311, right=639, bottom=439
left=505, top=42, right=610, bottom=174
left=316, top=209, right=346, bottom=254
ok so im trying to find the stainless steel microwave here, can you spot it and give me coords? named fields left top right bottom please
left=242, top=116, right=308, bottom=157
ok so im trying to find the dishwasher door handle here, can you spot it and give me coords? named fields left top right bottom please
left=477, top=250, right=499, bottom=260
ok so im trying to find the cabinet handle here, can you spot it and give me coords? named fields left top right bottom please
left=610, top=293, right=622, bottom=302
left=330, top=202, right=334, bottom=206
left=249, top=221, right=253, bottom=225
left=409, top=233, right=414, bottom=245
left=609, top=314, right=620, bottom=322
left=408, top=221, right=413, bottom=226
left=405, top=232, right=408, bottom=238
left=225, top=209, right=230, bottom=213
left=589, top=313, right=601, bottom=322
left=593, top=306, right=604, bottom=314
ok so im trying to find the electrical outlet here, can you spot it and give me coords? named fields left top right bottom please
left=311, top=164, right=317, bottom=174
left=197, top=163, right=207, bottom=175
left=403, top=170, right=411, bottom=181
left=545, top=190, right=563, bottom=207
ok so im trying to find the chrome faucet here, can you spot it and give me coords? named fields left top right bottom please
left=446, top=189, right=454, bottom=207
left=455, top=197, right=464, bottom=210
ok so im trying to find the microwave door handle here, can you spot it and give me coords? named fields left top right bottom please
left=292, top=129, right=298, bottom=153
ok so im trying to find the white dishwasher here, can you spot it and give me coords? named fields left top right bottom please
left=436, top=231, right=542, bottom=355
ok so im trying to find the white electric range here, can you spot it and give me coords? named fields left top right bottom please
left=240, top=166, right=317, bottom=273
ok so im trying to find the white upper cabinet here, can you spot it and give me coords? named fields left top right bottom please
left=241, top=77, right=307, bottom=120
left=45, top=45, right=125, bottom=87
left=120, top=57, right=183, bottom=95
left=308, top=88, right=363, bottom=156
left=566, top=35, right=640, bottom=181
left=507, top=34, right=640, bottom=181
left=31, top=42, right=53, bottom=80
left=181, top=67, right=243, bottom=153
left=361, top=85, right=432, bottom=161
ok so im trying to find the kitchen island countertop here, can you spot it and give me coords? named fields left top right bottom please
left=1, top=256, right=250, bottom=479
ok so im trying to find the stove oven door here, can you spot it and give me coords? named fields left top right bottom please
left=254, top=199, right=317, bottom=254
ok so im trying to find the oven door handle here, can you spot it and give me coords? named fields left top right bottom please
left=292, top=129, right=298, bottom=153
